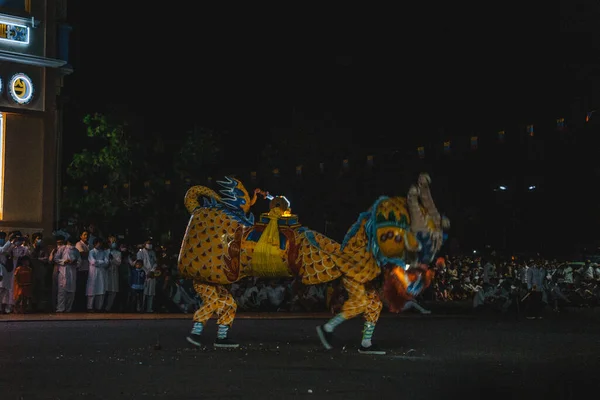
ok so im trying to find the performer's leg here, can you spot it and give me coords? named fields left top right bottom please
left=358, top=287, right=385, bottom=354
left=317, top=277, right=370, bottom=350
left=214, top=285, right=239, bottom=348
left=186, top=282, right=220, bottom=347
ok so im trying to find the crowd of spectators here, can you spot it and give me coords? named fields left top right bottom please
left=1, top=222, right=598, bottom=317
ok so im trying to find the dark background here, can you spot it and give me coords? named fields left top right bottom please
left=58, top=2, right=600, bottom=257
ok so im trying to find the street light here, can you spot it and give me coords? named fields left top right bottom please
left=528, top=185, right=536, bottom=191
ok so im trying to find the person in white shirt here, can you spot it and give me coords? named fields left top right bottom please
left=518, top=263, right=529, bottom=288
left=56, top=238, right=81, bottom=312
left=137, top=240, right=158, bottom=313
left=171, top=278, right=201, bottom=313
left=562, top=264, right=574, bottom=284
left=525, top=263, right=546, bottom=319
left=594, top=264, right=600, bottom=282
left=240, top=280, right=267, bottom=310
left=0, top=232, right=15, bottom=313
left=86, top=238, right=109, bottom=312
left=49, top=237, right=65, bottom=311
left=482, top=261, right=495, bottom=284
left=549, top=281, right=571, bottom=312
left=473, top=284, right=495, bottom=309
left=265, top=280, right=286, bottom=311
left=583, top=262, right=596, bottom=282
left=104, top=236, right=122, bottom=312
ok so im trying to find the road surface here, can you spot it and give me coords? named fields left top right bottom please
left=1, top=309, right=599, bottom=399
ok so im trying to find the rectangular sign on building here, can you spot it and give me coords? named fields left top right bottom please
left=0, top=22, right=29, bottom=44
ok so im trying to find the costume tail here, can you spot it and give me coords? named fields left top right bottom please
left=184, top=185, right=222, bottom=214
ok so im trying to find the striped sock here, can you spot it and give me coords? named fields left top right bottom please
left=324, top=313, right=346, bottom=333
left=361, top=322, right=375, bottom=348
left=191, top=322, right=203, bottom=335
left=217, top=324, right=229, bottom=339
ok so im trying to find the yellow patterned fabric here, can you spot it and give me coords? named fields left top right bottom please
left=340, top=276, right=382, bottom=323
left=251, top=208, right=290, bottom=278
left=178, top=208, right=242, bottom=284
left=192, top=282, right=237, bottom=326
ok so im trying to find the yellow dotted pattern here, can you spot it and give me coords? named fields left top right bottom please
left=178, top=208, right=243, bottom=285
left=192, top=282, right=237, bottom=326
left=340, top=276, right=383, bottom=323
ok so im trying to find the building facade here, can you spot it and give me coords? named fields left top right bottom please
left=0, top=0, right=71, bottom=235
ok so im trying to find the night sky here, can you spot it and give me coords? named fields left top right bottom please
left=56, top=1, right=600, bottom=252
left=63, top=3, right=598, bottom=154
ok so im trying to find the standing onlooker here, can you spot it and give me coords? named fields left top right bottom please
left=137, top=240, right=158, bottom=313
left=117, top=244, right=134, bottom=312
left=482, top=260, right=495, bottom=284
left=526, top=262, right=546, bottom=319
left=49, top=237, right=66, bottom=311
left=55, top=238, right=81, bottom=313
left=86, top=238, right=109, bottom=312
left=105, top=236, right=121, bottom=312
left=30, top=233, right=49, bottom=311
left=265, top=280, right=286, bottom=311
left=13, top=256, right=33, bottom=313
left=129, top=260, right=146, bottom=312
left=0, top=232, right=14, bottom=313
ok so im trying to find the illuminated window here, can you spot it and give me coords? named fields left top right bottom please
left=0, top=113, right=5, bottom=219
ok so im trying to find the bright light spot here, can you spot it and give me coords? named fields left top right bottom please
left=499, top=186, right=507, bottom=190
left=473, top=250, right=477, bottom=254
left=528, top=185, right=536, bottom=190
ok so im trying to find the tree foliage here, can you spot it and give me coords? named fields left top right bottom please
left=63, top=113, right=148, bottom=220
left=62, top=114, right=223, bottom=239
left=68, top=114, right=131, bottom=183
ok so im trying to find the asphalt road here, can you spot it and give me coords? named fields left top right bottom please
left=1, top=310, right=599, bottom=399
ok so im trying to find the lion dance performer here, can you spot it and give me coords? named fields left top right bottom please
left=177, top=174, right=447, bottom=354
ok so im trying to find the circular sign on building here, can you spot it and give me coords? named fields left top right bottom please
left=9, top=73, right=34, bottom=104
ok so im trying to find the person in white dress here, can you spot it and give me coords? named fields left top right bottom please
left=0, top=233, right=15, bottom=313
left=137, top=240, right=158, bottom=312
left=55, top=238, right=82, bottom=312
left=104, top=236, right=121, bottom=312
left=86, top=238, right=109, bottom=312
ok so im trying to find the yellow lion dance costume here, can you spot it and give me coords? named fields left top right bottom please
left=178, top=174, right=447, bottom=354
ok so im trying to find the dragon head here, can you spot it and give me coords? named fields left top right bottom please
left=341, top=196, right=421, bottom=269
left=373, top=197, right=421, bottom=259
